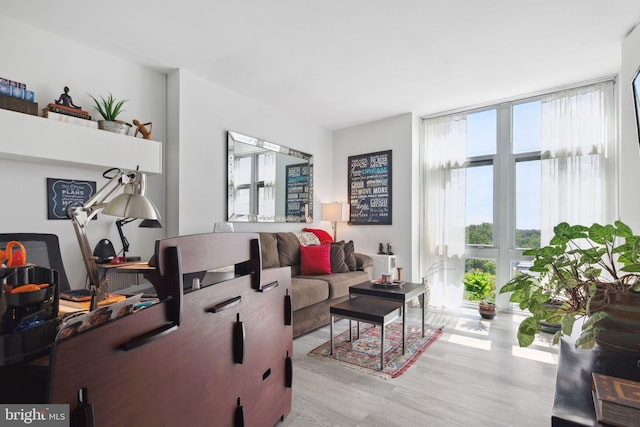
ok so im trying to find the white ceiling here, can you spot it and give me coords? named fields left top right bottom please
left=2, top=1, right=640, bottom=130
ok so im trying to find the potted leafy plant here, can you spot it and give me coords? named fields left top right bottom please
left=88, top=93, right=130, bottom=135
left=464, top=269, right=496, bottom=319
left=500, top=221, right=640, bottom=353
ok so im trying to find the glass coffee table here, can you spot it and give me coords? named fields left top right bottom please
left=349, top=281, right=426, bottom=355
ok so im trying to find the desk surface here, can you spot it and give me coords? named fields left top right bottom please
left=109, top=262, right=154, bottom=273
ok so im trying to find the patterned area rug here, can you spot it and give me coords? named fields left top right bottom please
left=309, top=322, right=442, bottom=379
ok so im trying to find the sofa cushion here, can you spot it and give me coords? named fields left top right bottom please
left=330, top=242, right=349, bottom=273
left=300, top=244, right=332, bottom=275
left=303, top=227, right=334, bottom=244
left=290, top=277, right=329, bottom=311
left=296, top=231, right=320, bottom=246
left=343, top=240, right=357, bottom=271
left=276, top=232, right=301, bottom=267
left=259, top=233, right=280, bottom=269
left=297, top=270, right=370, bottom=299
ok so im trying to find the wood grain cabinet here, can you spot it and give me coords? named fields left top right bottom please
left=47, top=233, right=293, bottom=426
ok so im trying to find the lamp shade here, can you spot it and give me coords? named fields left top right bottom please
left=321, top=202, right=349, bottom=222
left=102, top=171, right=161, bottom=220
left=103, top=193, right=161, bottom=220
left=139, top=219, right=163, bottom=228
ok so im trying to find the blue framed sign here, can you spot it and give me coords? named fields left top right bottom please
left=348, top=150, right=392, bottom=225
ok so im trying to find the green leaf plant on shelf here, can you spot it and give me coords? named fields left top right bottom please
left=88, top=93, right=131, bottom=135
left=500, top=221, right=640, bottom=353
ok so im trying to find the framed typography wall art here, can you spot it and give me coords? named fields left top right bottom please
left=47, top=178, right=96, bottom=220
left=348, top=150, right=392, bottom=225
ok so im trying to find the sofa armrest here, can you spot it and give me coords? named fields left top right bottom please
left=354, top=253, right=373, bottom=277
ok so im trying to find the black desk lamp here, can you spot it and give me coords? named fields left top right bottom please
left=116, top=217, right=162, bottom=262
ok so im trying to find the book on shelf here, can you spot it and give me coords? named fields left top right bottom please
left=592, top=372, right=640, bottom=427
left=43, top=110, right=98, bottom=128
left=0, top=77, right=27, bottom=89
left=0, top=83, right=34, bottom=102
left=47, top=103, right=90, bottom=116
left=59, top=293, right=126, bottom=310
left=44, top=104, right=91, bottom=120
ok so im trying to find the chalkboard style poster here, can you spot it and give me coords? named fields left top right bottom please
left=348, top=150, right=392, bottom=224
left=47, top=178, right=96, bottom=220
left=285, top=163, right=313, bottom=222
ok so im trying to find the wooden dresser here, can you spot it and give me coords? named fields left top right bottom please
left=47, top=232, right=293, bottom=426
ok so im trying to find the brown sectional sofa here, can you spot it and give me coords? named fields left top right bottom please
left=259, top=232, right=373, bottom=337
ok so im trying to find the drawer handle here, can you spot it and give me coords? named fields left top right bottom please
left=260, top=281, right=279, bottom=292
left=234, top=397, right=244, bottom=427
left=75, top=387, right=95, bottom=427
left=233, top=314, right=245, bottom=364
left=119, top=323, right=178, bottom=351
left=207, top=296, right=241, bottom=313
left=285, top=351, right=293, bottom=388
left=284, top=291, right=292, bottom=326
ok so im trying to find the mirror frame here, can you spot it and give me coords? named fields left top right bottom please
left=227, top=131, right=313, bottom=223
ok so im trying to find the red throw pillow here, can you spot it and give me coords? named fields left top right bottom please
left=303, top=227, right=334, bottom=244
left=300, top=244, right=332, bottom=275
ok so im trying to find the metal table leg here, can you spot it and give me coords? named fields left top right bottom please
left=402, top=302, right=406, bottom=355
left=330, top=314, right=335, bottom=355
left=380, top=323, right=385, bottom=370
left=421, top=293, right=425, bottom=337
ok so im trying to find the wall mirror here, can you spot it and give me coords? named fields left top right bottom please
left=227, top=131, right=313, bottom=222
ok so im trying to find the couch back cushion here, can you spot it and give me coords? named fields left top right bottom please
left=300, top=244, right=332, bottom=275
left=276, top=232, right=301, bottom=267
left=259, top=233, right=280, bottom=269
left=330, top=242, right=350, bottom=273
left=296, top=231, right=320, bottom=246
left=303, top=227, right=334, bottom=244
left=343, top=240, right=357, bottom=271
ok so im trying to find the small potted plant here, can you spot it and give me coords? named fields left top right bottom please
left=464, top=269, right=496, bottom=319
left=500, top=221, right=640, bottom=353
left=88, top=93, right=130, bottom=134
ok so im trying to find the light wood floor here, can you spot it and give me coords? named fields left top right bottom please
left=281, top=306, right=559, bottom=427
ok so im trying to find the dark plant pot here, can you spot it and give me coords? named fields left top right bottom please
left=540, top=300, right=563, bottom=334
left=540, top=320, right=561, bottom=334
left=594, top=290, right=640, bottom=355
left=479, top=302, right=496, bottom=319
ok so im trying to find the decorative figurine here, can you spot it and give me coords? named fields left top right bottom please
left=386, top=243, right=393, bottom=255
left=133, top=119, right=152, bottom=140
left=378, top=243, right=385, bottom=255
left=55, top=86, right=82, bottom=109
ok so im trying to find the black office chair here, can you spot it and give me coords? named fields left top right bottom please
left=0, top=233, right=70, bottom=292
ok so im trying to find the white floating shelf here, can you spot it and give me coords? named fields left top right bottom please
left=0, top=108, right=162, bottom=174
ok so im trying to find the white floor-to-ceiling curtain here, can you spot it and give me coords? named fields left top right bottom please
left=540, top=81, right=614, bottom=244
left=421, top=114, right=467, bottom=308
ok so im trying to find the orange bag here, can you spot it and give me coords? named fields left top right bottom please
left=5, top=241, right=26, bottom=267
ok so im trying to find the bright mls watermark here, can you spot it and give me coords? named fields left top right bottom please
left=0, top=405, right=68, bottom=426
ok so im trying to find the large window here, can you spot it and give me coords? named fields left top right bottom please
left=421, top=81, right=614, bottom=309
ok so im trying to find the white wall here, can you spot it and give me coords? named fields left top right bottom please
left=0, top=16, right=166, bottom=288
left=332, top=113, right=419, bottom=281
left=166, top=69, right=333, bottom=236
left=619, top=24, right=640, bottom=229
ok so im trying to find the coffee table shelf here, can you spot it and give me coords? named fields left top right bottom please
left=329, top=296, right=402, bottom=370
